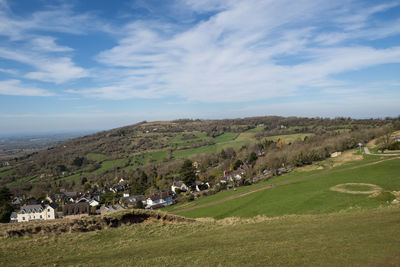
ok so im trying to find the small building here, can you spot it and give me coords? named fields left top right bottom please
left=146, top=191, right=173, bottom=209
left=10, top=212, right=17, bottom=223
left=12, top=196, right=23, bottom=205
left=395, top=136, right=400, bottom=142
left=193, top=181, right=209, bottom=192
left=16, top=203, right=57, bottom=222
left=64, top=191, right=79, bottom=202
left=63, top=202, right=90, bottom=216
left=171, top=181, right=189, bottom=193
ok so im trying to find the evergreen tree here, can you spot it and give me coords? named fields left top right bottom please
left=180, top=159, right=196, bottom=186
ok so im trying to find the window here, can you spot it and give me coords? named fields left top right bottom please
left=48, top=209, right=50, bottom=212
left=48, top=215, right=50, bottom=218
left=40, top=215, right=42, bottom=219
left=22, top=217, right=25, bottom=220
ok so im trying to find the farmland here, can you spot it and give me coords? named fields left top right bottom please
left=168, top=154, right=400, bottom=219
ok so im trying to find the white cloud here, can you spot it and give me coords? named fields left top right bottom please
left=0, top=2, right=91, bottom=85
left=0, top=79, right=53, bottom=96
left=0, top=48, right=88, bottom=83
left=0, top=4, right=95, bottom=40
left=0, top=67, right=17, bottom=75
left=72, top=0, right=400, bottom=102
left=31, top=36, right=73, bottom=52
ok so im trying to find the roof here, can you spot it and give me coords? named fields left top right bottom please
left=64, top=191, right=78, bottom=197
left=173, top=181, right=186, bottom=187
left=19, top=203, right=55, bottom=214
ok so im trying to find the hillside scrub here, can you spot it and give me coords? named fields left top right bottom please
left=0, top=209, right=193, bottom=238
left=0, top=116, right=398, bottom=197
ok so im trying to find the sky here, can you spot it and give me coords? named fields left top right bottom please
left=0, top=0, right=400, bottom=134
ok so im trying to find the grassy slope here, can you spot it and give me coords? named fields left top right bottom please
left=1, top=207, right=399, bottom=266
left=173, top=132, right=244, bottom=158
left=174, top=156, right=400, bottom=219
left=164, top=152, right=374, bottom=213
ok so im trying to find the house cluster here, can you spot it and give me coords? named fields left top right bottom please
left=171, top=180, right=209, bottom=193
left=47, top=191, right=101, bottom=207
left=220, top=163, right=252, bottom=184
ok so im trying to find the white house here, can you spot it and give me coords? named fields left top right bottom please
left=146, top=191, right=173, bottom=209
left=16, top=203, right=56, bottom=222
left=171, top=181, right=189, bottom=193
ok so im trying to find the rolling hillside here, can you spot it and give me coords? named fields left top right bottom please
left=166, top=152, right=400, bottom=219
left=0, top=116, right=395, bottom=197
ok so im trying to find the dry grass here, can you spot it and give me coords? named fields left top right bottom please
left=1, top=206, right=400, bottom=266
left=295, top=164, right=324, bottom=172
left=330, top=183, right=382, bottom=194
left=0, top=209, right=193, bottom=238
left=331, top=150, right=363, bottom=167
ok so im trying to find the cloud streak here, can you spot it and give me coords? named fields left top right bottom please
left=0, top=79, right=53, bottom=96
left=68, top=0, right=400, bottom=102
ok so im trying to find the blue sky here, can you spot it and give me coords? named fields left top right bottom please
left=0, top=0, right=400, bottom=134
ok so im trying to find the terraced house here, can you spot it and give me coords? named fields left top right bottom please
left=16, top=203, right=57, bottom=223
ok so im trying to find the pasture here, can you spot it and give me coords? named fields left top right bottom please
left=172, top=156, right=400, bottom=219
left=1, top=206, right=399, bottom=266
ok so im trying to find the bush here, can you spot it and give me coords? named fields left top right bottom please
left=187, top=194, right=195, bottom=202
left=135, top=201, right=144, bottom=209
left=174, top=188, right=181, bottom=195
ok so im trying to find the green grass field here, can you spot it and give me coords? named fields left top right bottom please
left=7, top=176, right=37, bottom=186
left=0, top=168, right=13, bottom=178
left=171, top=156, right=400, bottom=219
left=92, top=158, right=129, bottom=175
left=173, top=132, right=253, bottom=158
left=124, top=151, right=168, bottom=171
left=1, top=206, right=399, bottom=266
left=86, top=153, right=108, bottom=162
left=168, top=132, right=212, bottom=147
left=265, top=133, right=313, bottom=143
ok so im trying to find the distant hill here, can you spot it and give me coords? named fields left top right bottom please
left=0, top=116, right=396, bottom=197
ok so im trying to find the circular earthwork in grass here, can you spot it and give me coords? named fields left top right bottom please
left=330, top=183, right=382, bottom=194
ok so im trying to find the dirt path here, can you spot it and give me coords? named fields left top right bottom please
left=173, top=156, right=400, bottom=214
left=364, top=147, right=400, bottom=156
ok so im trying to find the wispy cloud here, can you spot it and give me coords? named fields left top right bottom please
left=0, top=47, right=88, bottom=83
left=0, top=79, right=53, bottom=96
left=66, top=0, right=400, bottom=102
left=0, top=2, right=92, bottom=85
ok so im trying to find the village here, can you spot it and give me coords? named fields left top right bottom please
left=9, top=160, right=279, bottom=223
